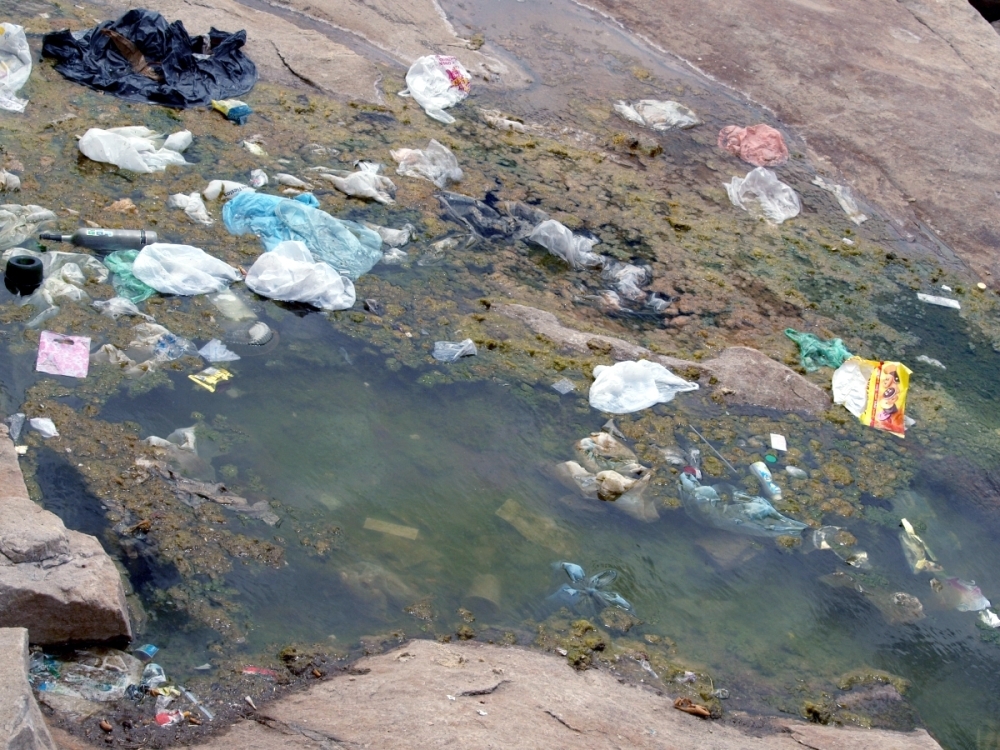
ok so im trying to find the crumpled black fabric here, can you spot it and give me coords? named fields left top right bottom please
left=41, top=9, right=257, bottom=108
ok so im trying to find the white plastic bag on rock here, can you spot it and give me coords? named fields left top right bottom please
left=0, top=23, right=31, bottom=113
left=391, top=140, right=462, bottom=188
left=316, top=163, right=395, bottom=205
left=725, top=167, right=800, bottom=224
left=244, top=240, right=356, bottom=311
left=78, top=127, right=192, bottom=174
left=589, top=360, right=699, bottom=414
left=167, top=192, right=213, bottom=225
left=614, top=100, right=699, bottom=131
left=132, top=243, right=240, bottom=296
left=527, top=219, right=604, bottom=269
left=399, top=55, right=471, bottom=124
left=0, top=204, right=57, bottom=250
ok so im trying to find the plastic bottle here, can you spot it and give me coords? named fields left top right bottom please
left=39, top=228, right=157, bottom=253
left=749, top=461, right=782, bottom=502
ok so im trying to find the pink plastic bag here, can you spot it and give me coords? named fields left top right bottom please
left=36, top=331, right=91, bottom=378
left=718, top=124, right=789, bottom=167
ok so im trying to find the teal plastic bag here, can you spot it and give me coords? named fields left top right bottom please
left=784, top=328, right=852, bottom=372
left=104, top=250, right=155, bottom=303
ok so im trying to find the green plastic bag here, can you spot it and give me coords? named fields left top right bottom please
left=784, top=328, right=852, bottom=372
left=104, top=250, right=155, bottom=303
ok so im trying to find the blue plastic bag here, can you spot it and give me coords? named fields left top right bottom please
left=223, top=192, right=383, bottom=280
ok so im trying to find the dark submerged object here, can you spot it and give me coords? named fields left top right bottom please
left=42, top=9, right=257, bottom=108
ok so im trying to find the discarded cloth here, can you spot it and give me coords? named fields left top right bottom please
left=0, top=23, right=31, bottom=112
left=784, top=328, right=852, bottom=372
left=78, top=127, right=191, bottom=173
left=528, top=219, right=603, bottom=269
left=0, top=204, right=57, bottom=250
left=244, top=240, right=356, bottom=311
left=589, top=360, right=698, bottom=414
left=432, top=338, right=477, bottom=362
left=832, top=357, right=912, bottom=437
left=399, top=55, right=470, bottom=124
left=718, top=124, right=789, bottom=167
left=614, top=100, right=699, bottom=131
left=132, top=243, right=240, bottom=296
left=41, top=9, right=257, bottom=107
left=211, top=98, right=252, bottom=125
left=36, top=331, right=91, bottom=378
left=679, top=473, right=809, bottom=538
left=391, top=139, right=462, bottom=188
left=104, top=250, right=156, bottom=303
left=313, top=163, right=396, bottom=205
left=167, top=192, right=213, bottom=225
left=223, top=191, right=382, bottom=281
left=725, top=167, right=800, bottom=224
left=811, top=176, right=867, bottom=224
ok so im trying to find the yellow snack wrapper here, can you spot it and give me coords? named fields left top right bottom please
left=188, top=366, right=232, bottom=393
left=832, top=357, right=912, bottom=437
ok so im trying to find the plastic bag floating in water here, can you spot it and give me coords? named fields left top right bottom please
left=132, top=243, right=240, bottom=296
left=725, top=167, right=800, bottom=225
left=244, top=240, right=356, bottom=311
left=832, top=357, right=912, bottom=437
left=589, top=360, right=698, bottom=414
left=679, top=472, right=808, bottom=538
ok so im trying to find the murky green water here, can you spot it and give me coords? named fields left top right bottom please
left=3, top=0, right=1000, bottom=747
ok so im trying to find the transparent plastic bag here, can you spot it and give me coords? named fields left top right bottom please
left=132, top=243, right=240, bottom=296
left=589, top=359, right=698, bottom=414
left=602, top=260, right=650, bottom=302
left=0, top=23, right=31, bottom=113
left=398, top=55, right=471, bottom=124
left=613, top=100, right=699, bottom=131
left=77, top=126, right=192, bottom=173
left=92, top=297, right=153, bottom=320
left=725, top=167, right=800, bottom=224
left=527, top=219, right=604, bottom=269
left=679, top=473, right=808, bottom=537
left=167, top=192, right=213, bottom=225
left=391, top=139, right=462, bottom=188
left=198, top=339, right=240, bottom=362
left=244, top=240, right=356, bottom=311
left=223, top=191, right=383, bottom=281
left=432, top=338, right=477, bottom=362
left=0, top=204, right=57, bottom=250
left=364, top=222, right=413, bottom=247
left=315, top=163, right=396, bottom=205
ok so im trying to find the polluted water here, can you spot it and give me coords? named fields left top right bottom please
left=2, top=0, right=1000, bottom=747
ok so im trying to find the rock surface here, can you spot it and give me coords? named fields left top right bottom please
left=499, top=304, right=829, bottom=414
left=587, top=0, right=1000, bottom=283
left=176, top=639, right=942, bottom=750
left=0, top=426, right=132, bottom=645
left=0, top=628, right=56, bottom=750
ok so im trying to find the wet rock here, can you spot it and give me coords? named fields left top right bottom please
left=0, top=427, right=132, bottom=644
left=0, top=628, right=56, bottom=750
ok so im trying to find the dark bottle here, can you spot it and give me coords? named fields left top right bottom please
left=38, top=228, right=157, bottom=253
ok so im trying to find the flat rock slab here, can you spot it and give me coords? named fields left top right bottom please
left=0, top=628, right=56, bottom=750
left=0, top=426, right=131, bottom=645
left=184, top=639, right=942, bottom=750
left=499, top=304, right=829, bottom=414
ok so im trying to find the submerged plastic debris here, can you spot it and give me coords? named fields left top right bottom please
left=784, top=328, right=852, bottom=372
left=679, top=472, right=808, bottom=537
left=899, top=518, right=940, bottom=574
left=132, top=243, right=240, bottom=296
left=917, top=293, right=961, bottom=310
left=832, top=357, right=912, bottom=437
left=104, top=250, right=156, bottom=303
left=0, top=204, right=57, bottom=251
left=547, top=562, right=633, bottom=613
left=589, top=360, right=698, bottom=414
left=613, top=99, right=699, bottom=131
left=432, top=338, right=477, bottom=362
left=725, top=167, right=800, bottom=224
left=244, top=240, right=356, bottom=311
left=527, top=219, right=603, bottom=269
left=314, top=163, right=396, bottom=205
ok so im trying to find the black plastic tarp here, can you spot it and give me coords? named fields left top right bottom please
left=41, top=9, right=257, bottom=108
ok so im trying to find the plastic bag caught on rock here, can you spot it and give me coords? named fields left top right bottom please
left=432, top=338, right=477, bottom=362
left=391, top=139, right=462, bottom=188
left=725, top=167, right=800, bottom=224
left=528, top=219, right=603, bottom=269
left=589, top=360, right=698, bottom=414
left=104, top=250, right=156, bottom=303
left=132, top=243, right=239, bottom=296
left=78, top=126, right=191, bottom=173
left=614, top=100, right=699, bottom=131
left=244, top=240, right=356, bottom=311
left=0, top=204, right=57, bottom=250
left=718, top=124, right=788, bottom=167
left=223, top=191, right=382, bottom=281
left=0, top=23, right=31, bottom=113
left=315, top=163, right=395, bottom=205
left=399, top=55, right=470, bottom=124
left=167, top=192, right=213, bottom=225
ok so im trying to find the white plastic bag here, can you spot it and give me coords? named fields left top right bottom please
left=0, top=23, right=31, bottom=113
left=831, top=358, right=868, bottom=419
left=203, top=180, right=255, bottom=201
left=167, top=192, right=213, bottom=226
left=589, top=360, right=699, bottom=414
left=249, top=169, right=268, bottom=188
left=433, top=338, right=477, bottom=362
left=29, top=417, right=58, bottom=438
left=0, top=204, right=57, bottom=250
left=391, top=140, right=463, bottom=188
left=399, top=55, right=471, bottom=125
left=613, top=100, right=699, bottom=131
left=93, top=297, right=153, bottom=320
left=811, top=176, right=867, bottom=224
left=527, top=219, right=604, bottom=269
left=198, top=339, right=240, bottom=362
left=725, top=167, right=800, bottom=224
left=364, top=222, right=413, bottom=247
left=316, top=163, right=395, bottom=205
left=132, top=244, right=240, bottom=296
left=244, top=240, right=356, bottom=311
left=78, top=127, right=192, bottom=174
